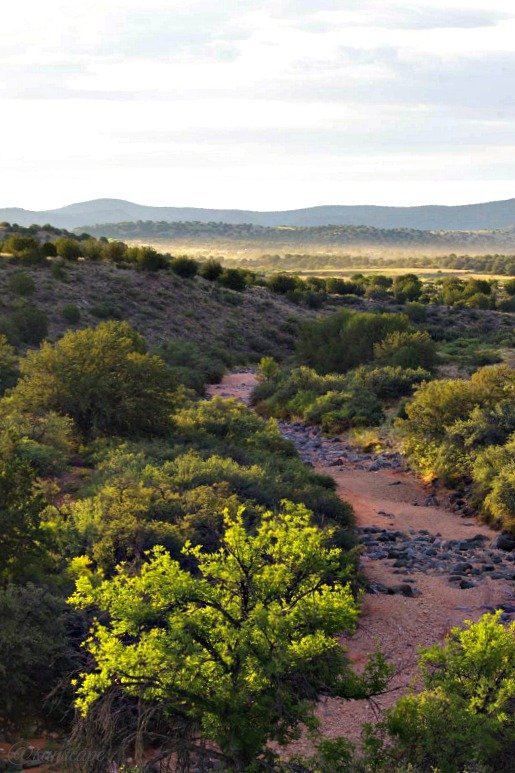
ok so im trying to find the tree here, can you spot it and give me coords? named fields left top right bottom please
left=13, top=321, right=177, bottom=437
left=70, top=503, right=363, bottom=770
left=392, top=273, right=422, bottom=302
left=0, top=456, right=46, bottom=584
left=384, top=612, right=515, bottom=772
left=0, top=583, right=79, bottom=732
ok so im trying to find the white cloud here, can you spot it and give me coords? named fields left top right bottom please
left=1, top=0, right=514, bottom=209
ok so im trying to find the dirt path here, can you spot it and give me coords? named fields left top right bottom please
left=207, top=373, right=514, bottom=746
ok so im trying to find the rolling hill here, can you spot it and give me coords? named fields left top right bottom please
left=2, top=197, right=515, bottom=230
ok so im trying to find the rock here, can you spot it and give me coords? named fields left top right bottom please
left=451, top=562, right=472, bottom=574
left=424, top=494, right=439, bottom=507
left=459, top=579, right=476, bottom=589
left=390, top=583, right=415, bottom=597
left=491, top=532, right=515, bottom=552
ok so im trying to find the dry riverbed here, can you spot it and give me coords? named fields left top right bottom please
left=207, top=372, right=514, bottom=747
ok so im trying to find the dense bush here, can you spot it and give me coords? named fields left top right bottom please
left=373, top=329, right=437, bottom=371
left=297, top=310, right=409, bottom=374
left=10, top=304, right=48, bottom=344
left=170, top=255, right=199, bottom=278
left=399, top=365, right=515, bottom=530
left=12, top=321, right=177, bottom=437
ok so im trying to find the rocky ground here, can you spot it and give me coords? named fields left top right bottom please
left=208, top=372, right=514, bottom=747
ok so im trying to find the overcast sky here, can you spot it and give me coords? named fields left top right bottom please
left=2, top=0, right=515, bottom=210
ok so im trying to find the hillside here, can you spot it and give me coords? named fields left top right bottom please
left=2, top=196, right=515, bottom=230
left=80, top=219, right=515, bottom=255
left=0, top=260, right=315, bottom=360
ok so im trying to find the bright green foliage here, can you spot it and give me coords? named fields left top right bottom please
left=399, top=365, right=515, bottom=529
left=253, top=364, right=428, bottom=434
left=0, top=401, right=75, bottom=474
left=258, top=355, right=280, bottom=380
left=384, top=612, right=515, bottom=772
left=70, top=504, right=359, bottom=770
left=0, top=334, right=19, bottom=395
left=12, top=321, right=177, bottom=437
left=373, top=330, right=437, bottom=371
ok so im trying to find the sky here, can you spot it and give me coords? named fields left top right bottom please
left=1, top=0, right=515, bottom=211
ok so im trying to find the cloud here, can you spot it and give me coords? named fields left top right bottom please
left=1, top=0, right=515, bottom=208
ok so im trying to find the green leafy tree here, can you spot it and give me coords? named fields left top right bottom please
left=70, top=503, right=365, bottom=771
left=12, top=321, right=177, bottom=437
left=384, top=612, right=515, bottom=772
left=199, top=258, right=223, bottom=281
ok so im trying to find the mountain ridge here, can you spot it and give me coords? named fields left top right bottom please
left=2, top=197, right=515, bottom=231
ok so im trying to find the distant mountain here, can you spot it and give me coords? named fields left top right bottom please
left=2, top=197, right=515, bottom=230
left=80, top=220, right=515, bottom=253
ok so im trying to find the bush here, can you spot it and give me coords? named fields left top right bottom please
left=62, top=304, right=81, bottom=324
left=199, top=258, right=223, bottom=281
left=10, top=304, right=48, bottom=345
left=219, top=267, right=248, bottom=291
left=90, top=301, right=122, bottom=320
left=8, top=271, right=35, bottom=296
left=0, top=334, right=19, bottom=394
left=373, top=329, right=437, bottom=371
left=12, top=321, right=177, bottom=437
left=383, top=613, right=515, bottom=772
left=170, top=256, right=199, bottom=278
left=55, top=237, right=82, bottom=260
left=0, top=584, right=79, bottom=732
left=297, top=310, right=409, bottom=374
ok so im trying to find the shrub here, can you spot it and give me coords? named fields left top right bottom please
left=383, top=613, right=515, bottom=773
left=219, top=267, right=247, bottom=291
left=62, top=304, right=81, bottom=324
left=8, top=271, right=35, bottom=296
left=10, top=304, right=48, bottom=345
left=199, top=258, right=223, bottom=281
left=55, top=237, right=82, bottom=260
left=0, top=334, right=19, bottom=394
left=373, top=329, right=437, bottom=371
left=297, top=310, right=409, bottom=374
left=90, top=301, right=122, bottom=319
left=40, top=241, right=57, bottom=257
left=170, top=256, right=199, bottom=278
left=12, top=321, right=177, bottom=437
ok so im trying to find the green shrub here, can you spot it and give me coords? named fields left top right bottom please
left=219, top=267, right=248, bottom=291
left=8, top=271, right=36, bottom=296
left=0, top=334, right=19, bottom=394
left=12, top=321, right=177, bottom=437
left=170, top=256, right=199, bottom=278
left=373, top=329, right=437, bottom=371
left=90, top=301, right=122, bottom=319
left=199, top=258, right=223, bottom=281
left=297, top=310, right=409, bottom=374
left=62, top=304, right=81, bottom=324
left=54, top=237, right=82, bottom=260
left=10, top=304, right=48, bottom=345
